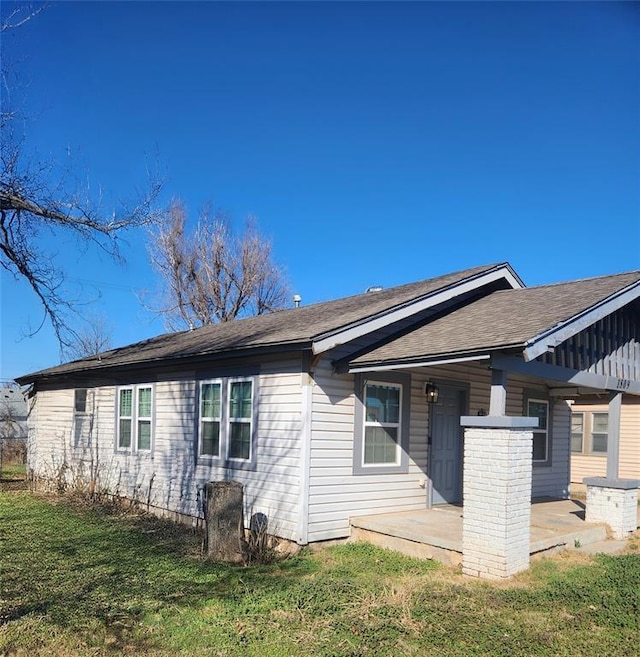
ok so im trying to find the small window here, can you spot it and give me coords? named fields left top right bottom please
left=527, top=398, right=549, bottom=463
left=200, top=382, right=222, bottom=456
left=570, top=413, right=584, bottom=453
left=75, top=389, right=88, bottom=414
left=73, top=388, right=94, bottom=446
left=118, top=388, right=133, bottom=449
left=117, top=385, right=153, bottom=452
left=590, top=412, right=608, bottom=454
left=137, top=387, right=152, bottom=451
left=228, top=380, right=253, bottom=460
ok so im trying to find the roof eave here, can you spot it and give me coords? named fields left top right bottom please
left=337, top=344, right=524, bottom=374
left=523, top=279, right=640, bottom=362
left=16, top=339, right=313, bottom=385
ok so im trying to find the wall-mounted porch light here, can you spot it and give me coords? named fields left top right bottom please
left=425, top=381, right=439, bottom=404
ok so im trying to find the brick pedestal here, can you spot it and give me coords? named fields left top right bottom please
left=460, top=416, right=537, bottom=579
left=584, top=477, right=639, bottom=539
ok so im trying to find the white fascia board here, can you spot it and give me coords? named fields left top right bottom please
left=313, top=266, right=523, bottom=356
left=523, top=280, right=640, bottom=362
left=347, top=354, right=490, bottom=374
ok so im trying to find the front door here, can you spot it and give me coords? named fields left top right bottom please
left=430, top=384, right=465, bottom=505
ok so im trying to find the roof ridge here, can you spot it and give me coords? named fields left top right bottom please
left=496, top=269, right=640, bottom=293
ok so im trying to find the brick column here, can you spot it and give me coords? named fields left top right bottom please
left=460, top=416, right=537, bottom=579
left=584, top=477, right=639, bottom=539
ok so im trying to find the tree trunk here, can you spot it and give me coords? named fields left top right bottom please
left=205, top=480, right=247, bottom=563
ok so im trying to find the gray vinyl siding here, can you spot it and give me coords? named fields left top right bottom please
left=305, top=360, right=571, bottom=542
left=27, top=360, right=305, bottom=542
left=307, top=359, right=436, bottom=543
left=509, top=376, right=571, bottom=499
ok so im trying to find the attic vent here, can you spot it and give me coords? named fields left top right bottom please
left=366, top=286, right=383, bottom=293
left=293, top=294, right=302, bottom=308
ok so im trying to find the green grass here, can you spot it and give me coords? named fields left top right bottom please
left=1, top=492, right=638, bottom=657
left=0, top=463, right=26, bottom=481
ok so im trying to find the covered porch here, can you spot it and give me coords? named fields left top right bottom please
left=350, top=498, right=640, bottom=566
left=336, top=273, right=640, bottom=578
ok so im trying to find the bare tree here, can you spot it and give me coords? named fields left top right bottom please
left=147, top=200, right=289, bottom=330
left=1, top=2, right=163, bottom=349
left=62, top=313, right=113, bottom=361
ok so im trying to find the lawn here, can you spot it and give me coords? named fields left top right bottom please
left=0, top=463, right=26, bottom=481
left=1, top=492, right=638, bottom=657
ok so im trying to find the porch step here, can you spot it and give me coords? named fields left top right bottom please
left=530, top=523, right=608, bottom=557
left=574, top=538, right=629, bottom=555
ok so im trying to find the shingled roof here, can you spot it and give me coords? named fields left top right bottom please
left=17, top=263, right=507, bottom=383
left=345, top=270, right=640, bottom=370
left=19, top=264, right=640, bottom=385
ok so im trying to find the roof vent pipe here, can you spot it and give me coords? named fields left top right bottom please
left=293, top=294, right=302, bottom=308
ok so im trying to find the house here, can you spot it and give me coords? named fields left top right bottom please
left=1, top=382, right=28, bottom=466
left=570, top=396, right=640, bottom=492
left=17, top=262, right=640, bottom=579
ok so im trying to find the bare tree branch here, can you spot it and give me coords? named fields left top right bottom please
left=1, top=4, right=164, bottom=350
left=146, top=199, right=290, bottom=329
left=62, top=312, right=113, bottom=361
left=1, top=2, right=47, bottom=33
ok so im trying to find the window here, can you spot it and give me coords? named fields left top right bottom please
left=570, top=412, right=584, bottom=453
left=73, top=388, right=94, bottom=446
left=353, top=373, right=410, bottom=475
left=75, top=389, right=88, bottom=413
left=117, top=385, right=153, bottom=452
left=527, top=398, right=549, bottom=463
left=590, top=412, right=608, bottom=454
left=570, top=410, right=608, bottom=455
left=198, top=377, right=255, bottom=465
left=200, top=382, right=221, bottom=456
left=363, top=383, right=401, bottom=465
left=229, top=381, right=253, bottom=460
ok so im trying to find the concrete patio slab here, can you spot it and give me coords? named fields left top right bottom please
left=349, top=499, right=639, bottom=565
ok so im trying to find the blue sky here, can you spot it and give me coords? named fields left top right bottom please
left=1, top=1, right=639, bottom=382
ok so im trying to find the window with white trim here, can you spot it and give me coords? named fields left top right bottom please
left=527, top=398, right=549, bottom=463
left=353, top=373, right=410, bottom=475
left=73, top=388, right=94, bottom=447
left=200, top=381, right=222, bottom=456
left=570, top=412, right=584, bottom=453
left=590, top=412, right=608, bottom=454
left=198, top=377, right=255, bottom=464
left=363, top=382, right=402, bottom=465
left=229, top=380, right=253, bottom=460
left=117, top=385, right=153, bottom=451
left=571, top=410, right=608, bottom=455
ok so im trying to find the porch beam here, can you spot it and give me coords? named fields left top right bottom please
left=522, top=280, right=640, bottom=361
left=489, top=368, right=507, bottom=416
left=606, top=392, right=622, bottom=480
left=340, top=353, right=490, bottom=375
left=491, top=355, right=640, bottom=395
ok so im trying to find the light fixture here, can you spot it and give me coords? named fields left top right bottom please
left=425, top=381, right=439, bottom=404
